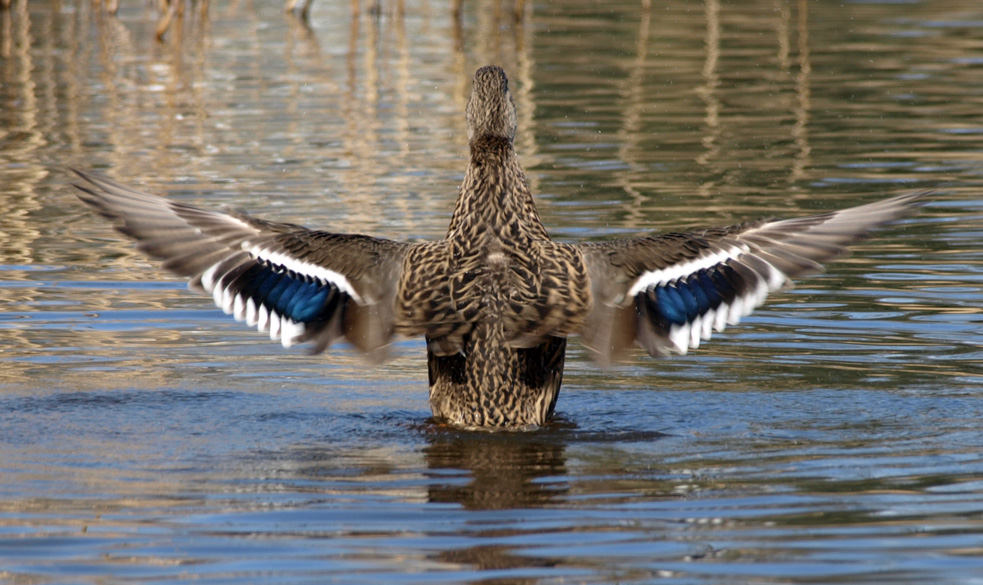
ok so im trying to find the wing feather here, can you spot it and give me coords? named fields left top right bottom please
left=72, top=168, right=409, bottom=360
left=579, top=191, right=929, bottom=363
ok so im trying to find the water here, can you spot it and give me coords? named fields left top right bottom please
left=2, top=0, right=983, bottom=582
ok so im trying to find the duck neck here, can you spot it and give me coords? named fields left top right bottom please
left=447, top=135, right=548, bottom=242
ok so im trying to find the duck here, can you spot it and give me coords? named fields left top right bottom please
left=73, top=65, right=927, bottom=430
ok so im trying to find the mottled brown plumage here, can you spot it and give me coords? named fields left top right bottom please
left=72, top=65, right=927, bottom=430
left=394, top=67, right=590, bottom=427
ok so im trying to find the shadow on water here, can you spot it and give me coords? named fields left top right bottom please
left=235, top=417, right=681, bottom=580
left=423, top=425, right=574, bottom=510
left=422, top=419, right=671, bottom=511
left=274, top=413, right=670, bottom=511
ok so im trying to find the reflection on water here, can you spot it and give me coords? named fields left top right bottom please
left=424, top=427, right=571, bottom=510
left=2, top=0, right=983, bottom=582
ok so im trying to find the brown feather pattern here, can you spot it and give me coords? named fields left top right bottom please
left=72, top=65, right=928, bottom=429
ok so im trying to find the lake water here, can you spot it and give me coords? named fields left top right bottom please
left=2, top=0, right=983, bottom=583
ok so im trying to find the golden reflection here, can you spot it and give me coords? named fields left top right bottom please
left=457, top=0, right=530, bottom=79
left=58, top=0, right=83, bottom=157
left=695, top=0, right=721, bottom=180
left=346, top=4, right=360, bottom=98
left=388, top=9, right=419, bottom=222
left=512, top=2, right=535, bottom=159
left=338, top=8, right=389, bottom=228
left=614, top=0, right=653, bottom=226
left=449, top=0, right=536, bottom=196
left=285, top=6, right=320, bottom=54
left=285, top=0, right=314, bottom=20
left=153, top=0, right=210, bottom=41
left=1, top=0, right=46, bottom=270
left=1, top=2, right=11, bottom=58
left=0, top=324, right=198, bottom=388
left=790, top=0, right=812, bottom=185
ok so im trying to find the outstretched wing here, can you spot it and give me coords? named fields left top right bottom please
left=579, top=191, right=928, bottom=364
left=72, top=168, right=409, bottom=360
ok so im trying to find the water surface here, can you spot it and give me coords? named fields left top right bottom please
left=2, top=0, right=983, bottom=583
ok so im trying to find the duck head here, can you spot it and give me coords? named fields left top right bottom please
left=466, top=66, right=517, bottom=143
